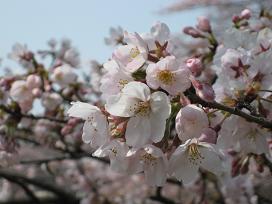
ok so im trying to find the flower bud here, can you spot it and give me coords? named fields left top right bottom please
left=32, top=88, right=42, bottom=97
left=26, top=74, right=41, bottom=89
left=186, top=58, right=203, bottom=77
left=199, top=128, right=217, bottom=144
left=191, top=78, right=215, bottom=102
left=196, top=16, right=211, bottom=32
left=183, top=26, right=202, bottom=38
left=232, top=15, right=240, bottom=24
left=240, top=9, right=251, bottom=20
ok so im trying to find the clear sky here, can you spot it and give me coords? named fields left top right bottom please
left=0, top=0, right=202, bottom=66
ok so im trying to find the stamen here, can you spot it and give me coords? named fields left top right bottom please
left=187, top=143, right=204, bottom=165
left=130, top=47, right=140, bottom=59
left=141, top=152, right=157, bottom=166
left=118, top=79, right=129, bottom=90
left=135, top=101, right=150, bottom=116
left=157, top=70, right=175, bottom=85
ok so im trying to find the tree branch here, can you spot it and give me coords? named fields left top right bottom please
left=0, top=169, right=78, bottom=203
left=188, top=94, right=272, bottom=129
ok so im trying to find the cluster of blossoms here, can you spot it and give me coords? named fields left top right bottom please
left=0, top=4, right=272, bottom=204
left=68, top=8, right=272, bottom=190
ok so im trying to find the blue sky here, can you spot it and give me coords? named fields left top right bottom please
left=0, top=0, right=202, bottom=66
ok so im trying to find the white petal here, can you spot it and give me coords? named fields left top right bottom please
left=199, top=144, right=224, bottom=176
left=150, top=91, right=171, bottom=120
left=144, top=158, right=167, bottom=186
left=105, top=94, right=138, bottom=117
left=122, top=81, right=150, bottom=102
left=67, top=101, right=100, bottom=120
left=126, top=116, right=151, bottom=147
left=169, top=144, right=199, bottom=184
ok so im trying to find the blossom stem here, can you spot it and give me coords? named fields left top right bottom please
left=188, top=94, right=272, bottom=129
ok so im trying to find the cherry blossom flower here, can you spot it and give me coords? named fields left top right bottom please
left=176, top=104, right=209, bottom=141
left=169, top=138, right=223, bottom=184
left=126, top=145, right=168, bottom=186
left=105, top=81, right=171, bottom=147
left=113, top=32, right=148, bottom=73
left=52, top=64, right=77, bottom=87
left=41, top=92, right=62, bottom=111
left=10, top=80, right=32, bottom=102
left=100, top=60, right=133, bottom=99
left=146, top=56, right=191, bottom=95
left=67, top=101, right=109, bottom=148
left=218, top=116, right=270, bottom=155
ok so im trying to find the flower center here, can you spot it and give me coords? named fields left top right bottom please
left=187, top=143, right=204, bottom=165
left=118, top=79, right=129, bottom=90
left=135, top=101, right=150, bottom=116
left=141, top=152, right=157, bottom=166
left=157, top=70, right=175, bottom=85
left=130, top=47, right=140, bottom=59
left=111, top=147, right=118, bottom=156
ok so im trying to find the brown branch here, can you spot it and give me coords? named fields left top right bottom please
left=0, top=169, right=78, bottom=202
left=188, top=94, right=272, bottom=129
left=0, top=105, right=67, bottom=123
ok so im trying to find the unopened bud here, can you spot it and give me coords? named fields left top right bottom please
left=183, top=26, right=203, bottom=38
left=196, top=16, right=211, bottom=32
left=240, top=9, right=251, bottom=20
left=199, top=128, right=217, bottom=144
left=186, top=58, right=203, bottom=77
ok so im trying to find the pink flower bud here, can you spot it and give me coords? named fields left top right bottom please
left=191, top=78, right=215, bottom=102
left=32, top=88, right=42, bottom=97
left=199, top=128, right=217, bottom=144
left=26, top=75, right=41, bottom=89
left=196, top=16, right=211, bottom=32
left=68, top=118, right=80, bottom=126
left=186, top=58, right=203, bottom=77
left=45, top=84, right=51, bottom=92
left=61, top=125, right=72, bottom=135
left=232, top=15, right=240, bottom=23
left=240, top=9, right=251, bottom=20
left=183, top=26, right=202, bottom=38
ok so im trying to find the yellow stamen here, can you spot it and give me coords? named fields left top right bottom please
left=130, top=47, right=140, bottom=59
left=157, top=70, right=175, bottom=85
left=187, top=143, right=204, bottom=165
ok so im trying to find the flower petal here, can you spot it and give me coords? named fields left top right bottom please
left=126, top=116, right=151, bottom=147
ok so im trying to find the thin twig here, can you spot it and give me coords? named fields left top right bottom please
left=0, top=169, right=77, bottom=202
left=188, top=94, right=272, bottom=129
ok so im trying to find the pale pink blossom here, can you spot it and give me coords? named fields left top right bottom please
left=169, top=138, right=223, bottom=184
left=113, top=32, right=148, bottom=73
left=105, top=81, right=171, bottom=147
left=176, top=104, right=209, bottom=141
left=68, top=101, right=109, bottom=147
left=41, top=92, right=62, bottom=111
left=146, top=56, right=191, bottom=95
left=52, top=64, right=77, bottom=87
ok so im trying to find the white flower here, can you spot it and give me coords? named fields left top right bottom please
left=41, top=93, right=62, bottom=111
left=63, top=48, right=80, bottom=68
left=217, top=115, right=270, bottom=155
left=169, top=138, right=224, bottom=184
left=142, top=22, right=170, bottom=51
left=113, top=32, right=148, bottom=73
left=8, top=43, right=34, bottom=70
left=52, top=64, right=77, bottom=87
left=105, top=81, right=171, bottom=147
left=10, top=80, right=32, bottom=101
left=67, top=101, right=109, bottom=148
left=104, top=26, right=124, bottom=46
left=100, top=60, right=133, bottom=99
left=93, top=139, right=129, bottom=173
left=126, top=144, right=168, bottom=186
left=146, top=56, right=191, bottom=95
left=176, top=104, right=209, bottom=141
